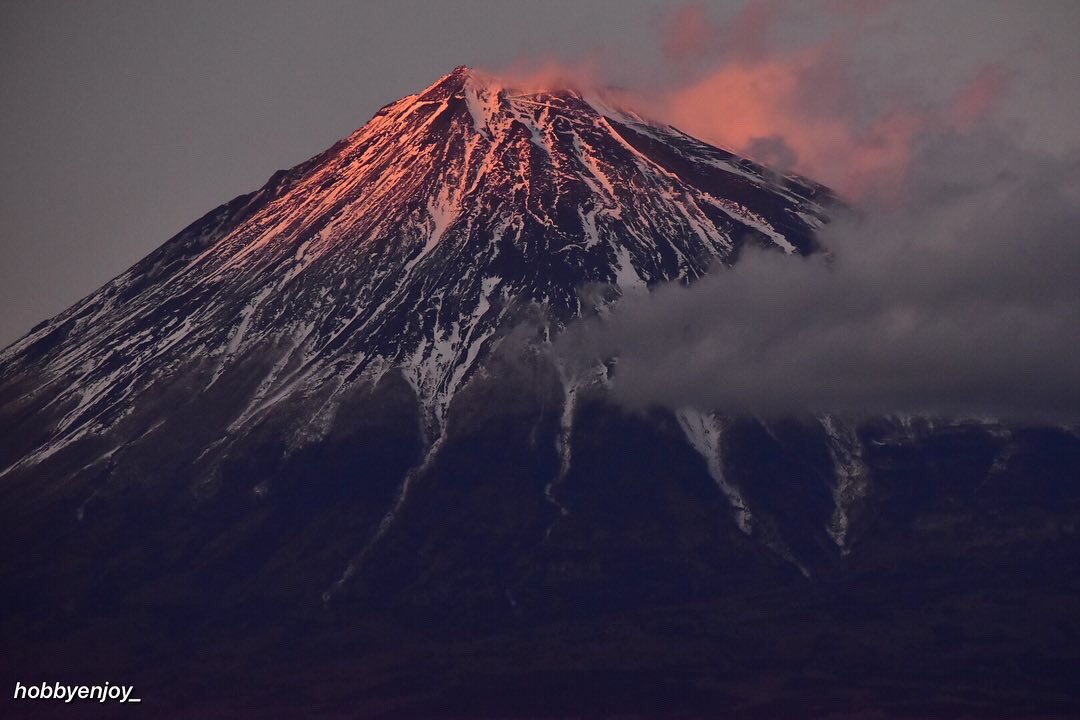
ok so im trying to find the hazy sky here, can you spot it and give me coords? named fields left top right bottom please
left=1, top=1, right=1078, bottom=348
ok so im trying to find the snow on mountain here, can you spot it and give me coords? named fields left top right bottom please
left=0, top=65, right=831, bottom=476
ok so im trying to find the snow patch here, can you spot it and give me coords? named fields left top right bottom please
left=676, top=409, right=753, bottom=534
left=820, top=415, right=870, bottom=554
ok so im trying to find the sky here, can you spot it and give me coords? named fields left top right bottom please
left=1, top=0, right=1079, bottom=357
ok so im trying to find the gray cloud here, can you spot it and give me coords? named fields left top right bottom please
left=744, top=135, right=798, bottom=174
left=556, top=127, right=1080, bottom=421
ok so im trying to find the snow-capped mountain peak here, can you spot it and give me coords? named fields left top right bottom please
left=0, top=66, right=830, bottom=472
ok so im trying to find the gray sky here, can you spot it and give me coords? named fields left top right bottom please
left=1, top=1, right=1078, bottom=348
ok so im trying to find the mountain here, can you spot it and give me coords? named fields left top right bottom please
left=0, top=65, right=827, bottom=466
left=1, top=67, right=1078, bottom=719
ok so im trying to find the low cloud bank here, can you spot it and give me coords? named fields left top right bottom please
left=556, top=128, right=1080, bottom=422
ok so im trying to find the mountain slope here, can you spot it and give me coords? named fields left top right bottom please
left=0, top=66, right=828, bottom=475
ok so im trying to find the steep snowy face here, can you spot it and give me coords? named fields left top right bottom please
left=0, top=66, right=830, bottom=466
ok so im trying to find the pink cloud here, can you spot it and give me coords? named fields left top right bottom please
left=946, top=64, right=1008, bottom=129
left=476, top=57, right=602, bottom=95
left=662, top=2, right=714, bottom=63
left=652, top=2, right=1006, bottom=201
left=489, top=2, right=1009, bottom=202
left=663, top=0, right=781, bottom=65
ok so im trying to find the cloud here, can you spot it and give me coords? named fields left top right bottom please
left=945, top=64, right=1009, bottom=130
left=650, top=1, right=1010, bottom=200
left=489, top=2, right=1041, bottom=202
left=661, top=2, right=715, bottom=63
left=743, top=134, right=798, bottom=174
left=475, top=57, right=603, bottom=95
left=662, top=0, right=779, bottom=65
left=555, top=126, right=1080, bottom=422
